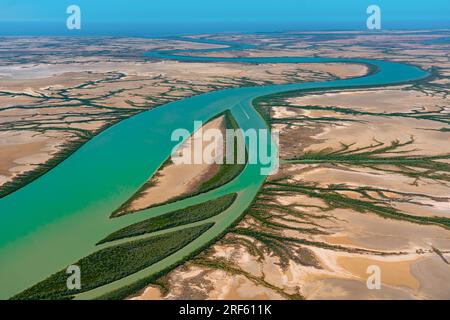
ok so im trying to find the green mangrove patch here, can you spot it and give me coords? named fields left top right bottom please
left=13, top=223, right=213, bottom=300
left=99, top=193, right=237, bottom=244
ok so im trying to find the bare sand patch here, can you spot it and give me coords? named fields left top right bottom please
left=319, top=208, right=450, bottom=251
left=121, top=116, right=225, bottom=212
left=304, top=277, right=415, bottom=300
left=212, top=274, right=283, bottom=300
left=128, top=286, right=163, bottom=300
left=410, top=255, right=450, bottom=299
left=287, top=88, right=446, bottom=114
left=336, top=256, right=421, bottom=290
left=0, top=131, right=66, bottom=181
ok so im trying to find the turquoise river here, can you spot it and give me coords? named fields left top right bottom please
left=0, top=39, right=429, bottom=299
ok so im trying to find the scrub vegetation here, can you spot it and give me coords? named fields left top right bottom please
left=99, top=193, right=237, bottom=244
left=13, top=223, right=213, bottom=300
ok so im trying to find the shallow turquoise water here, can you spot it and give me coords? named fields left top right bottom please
left=0, top=40, right=428, bottom=299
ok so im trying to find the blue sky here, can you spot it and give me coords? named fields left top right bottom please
left=0, top=0, right=448, bottom=35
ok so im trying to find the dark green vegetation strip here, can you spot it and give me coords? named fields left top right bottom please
left=99, top=193, right=237, bottom=244
left=97, top=186, right=263, bottom=300
left=13, top=223, right=213, bottom=300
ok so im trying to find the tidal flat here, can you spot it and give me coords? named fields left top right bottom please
left=129, top=30, right=450, bottom=300
left=1, top=30, right=449, bottom=300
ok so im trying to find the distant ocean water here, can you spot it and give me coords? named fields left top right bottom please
left=0, top=20, right=448, bottom=37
